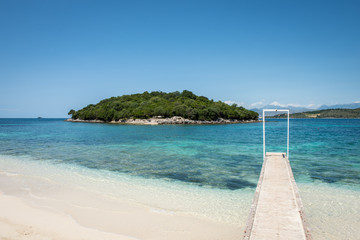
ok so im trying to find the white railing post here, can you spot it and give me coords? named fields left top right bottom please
left=287, top=110, right=289, bottom=159
left=263, top=109, right=265, bottom=161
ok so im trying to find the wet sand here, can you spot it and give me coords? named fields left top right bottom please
left=1, top=155, right=359, bottom=240
left=0, top=156, right=249, bottom=240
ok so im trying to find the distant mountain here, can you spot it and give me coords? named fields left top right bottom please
left=251, top=105, right=314, bottom=116
left=252, top=102, right=360, bottom=117
left=271, top=108, right=360, bottom=119
left=318, top=102, right=360, bottom=110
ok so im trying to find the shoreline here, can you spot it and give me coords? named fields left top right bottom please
left=0, top=190, right=241, bottom=240
left=0, top=155, right=250, bottom=240
left=65, top=116, right=259, bottom=125
left=267, top=117, right=360, bottom=119
left=1, top=155, right=360, bottom=239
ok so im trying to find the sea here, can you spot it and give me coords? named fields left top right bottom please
left=0, top=118, right=359, bottom=239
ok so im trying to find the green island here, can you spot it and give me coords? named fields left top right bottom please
left=67, top=90, right=258, bottom=124
left=271, top=108, right=360, bottom=119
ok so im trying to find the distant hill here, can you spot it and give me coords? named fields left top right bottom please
left=251, top=105, right=314, bottom=116
left=68, top=90, right=258, bottom=122
left=318, top=102, right=360, bottom=110
left=271, top=108, right=360, bottom=119
left=252, top=102, right=360, bottom=116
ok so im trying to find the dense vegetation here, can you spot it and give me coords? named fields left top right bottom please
left=68, top=90, right=258, bottom=121
left=271, top=108, right=360, bottom=118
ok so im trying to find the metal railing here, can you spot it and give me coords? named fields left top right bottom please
left=262, top=109, right=289, bottom=160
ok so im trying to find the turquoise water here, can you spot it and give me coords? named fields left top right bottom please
left=0, top=118, right=359, bottom=190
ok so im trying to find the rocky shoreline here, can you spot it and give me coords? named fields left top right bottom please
left=65, top=116, right=259, bottom=125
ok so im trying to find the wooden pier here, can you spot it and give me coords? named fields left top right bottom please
left=243, top=152, right=311, bottom=240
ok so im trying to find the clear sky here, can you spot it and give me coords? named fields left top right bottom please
left=0, top=0, right=359, bottom=117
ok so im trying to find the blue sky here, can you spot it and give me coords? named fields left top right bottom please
left=0, top=0, right=359, bottom=117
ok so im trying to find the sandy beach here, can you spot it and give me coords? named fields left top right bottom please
left=1, top=156, right=360, bottom=240
left=0, top=191, right=241, bottom=240
left=0, top=193, right=135, bottom=240
left=1, top=118, right=360, bottom=240
left=0, top=156, right=249, bottom=240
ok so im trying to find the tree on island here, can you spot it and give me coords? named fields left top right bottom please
left=69, top=90, right=258, bottom=122
left=68, top=109, right=76, bottom=117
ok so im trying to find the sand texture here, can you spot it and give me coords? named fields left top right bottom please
left=0, top=157, right=246, bottom=240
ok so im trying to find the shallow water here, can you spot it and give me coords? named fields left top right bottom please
left=0, top=155, right=253, bottom=225
left=0, top=118, right=359, bottom=238
left=300, top=183, right=360, bottom=240
left=1, top=118, right=359, bottom=189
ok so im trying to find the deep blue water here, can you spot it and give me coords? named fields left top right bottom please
left=0, top=118, right=359, bottom=190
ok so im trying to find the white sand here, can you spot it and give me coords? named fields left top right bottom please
left=2, top=155, right=359, bottom=240
left=0, top=189, right=242, bottom=240
left=0, top=193, right=135, bottom=240
left=299, top=183, right=360, bottom=240
left=0, top=156, right=249, bottom=240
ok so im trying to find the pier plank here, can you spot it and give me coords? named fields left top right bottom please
left=244, top=152, right=311, bottom=240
